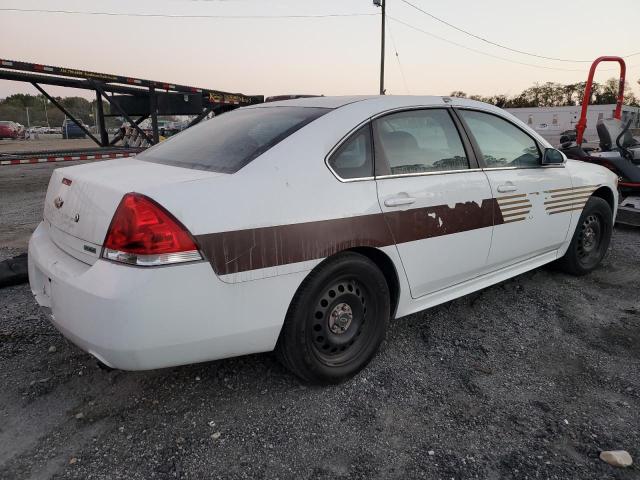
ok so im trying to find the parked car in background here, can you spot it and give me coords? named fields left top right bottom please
left=29, top=96, right=618, bottom=384
left=0, top=121, right=18, bottom=139
left=62, top=118, right=86, bottom=139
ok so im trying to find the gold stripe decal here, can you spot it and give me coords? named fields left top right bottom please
left=498, top=200, right=531, bottom=207
left=502, top=210, right=530, bottom=219
left=496, top=193, right=533, bottom=224
left=544, top=185, right=598, bottom=215
left=496, top=184, right=598, bottom=223
left=549, top=206, right=586, bottom=215
left=550, top=189, right=596, bottom=199
left=504, top=216, right=527, bottom=223
left=547, top=202, right=587, bottom=211
left=497, top=193, right=527, bottom=201
left=501, top=204, right=532, bottom=212
left=544, top=184, right=599, bottom=194
left=544, top=194, right=592, bottom=205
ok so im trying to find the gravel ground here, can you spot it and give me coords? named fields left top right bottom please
left=0, top=162, right=639, bottom=479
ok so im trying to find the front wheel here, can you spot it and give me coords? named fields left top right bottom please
left=556, top=196, right=613, bottom=276
left=276, top=252, right=390, bottom=384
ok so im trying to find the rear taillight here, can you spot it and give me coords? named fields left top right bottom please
left=101, top=193, right=202, bottom=266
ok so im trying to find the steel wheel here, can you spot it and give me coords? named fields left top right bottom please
left=309, top=278, right=373, bottom=367
left=556, top=196, right=613, bottom=276
left=276, top=252, right=390, bottom=384
left=576, top=213, right=603, bottom=267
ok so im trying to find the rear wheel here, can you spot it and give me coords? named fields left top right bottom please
left=556, top=196, right=612, bottom=275
left=276, top=252, right=390, bottom=384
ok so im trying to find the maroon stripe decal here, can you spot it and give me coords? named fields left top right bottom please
left=197, top=198, right=504, bottom=276
left=384, top=199, right=502, bottom=244
left=197, top=213, right=393, bottom=276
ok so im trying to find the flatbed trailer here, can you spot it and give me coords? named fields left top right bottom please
left=0, top=147, right=142, bottom=166
left=0, top=58, right=263, bottom=163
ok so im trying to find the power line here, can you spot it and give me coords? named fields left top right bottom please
left=0, top=7, right=379, bottom=19
left=387, top=16, right=588, bottom=72
left=386, top=19, right=411, bottom=94
left=389, top=16, right=640, bottom=76
left=390, top=15, right=640, bottom=77
left=399, top=0, right=640, bottom=63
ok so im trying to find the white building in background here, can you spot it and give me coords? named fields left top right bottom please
left=506, top=104, right=640, bottom=145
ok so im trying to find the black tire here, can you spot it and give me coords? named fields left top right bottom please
left=556, top=196, right=612, bottom=276
left=276, top=252, right=390, bottom=384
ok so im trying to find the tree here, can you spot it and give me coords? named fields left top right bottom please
left=448, top=77, right=640, bottom=108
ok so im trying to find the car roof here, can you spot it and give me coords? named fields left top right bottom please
left=249, top=96, right=373, bottom=109
left=246, top=95, right=504, bottom=114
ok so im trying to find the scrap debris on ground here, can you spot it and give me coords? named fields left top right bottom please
left=0, top=162, right=638, bottom=479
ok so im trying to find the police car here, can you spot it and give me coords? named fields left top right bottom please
left=28, top=96, right=618, bottom=383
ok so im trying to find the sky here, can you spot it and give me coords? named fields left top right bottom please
left=1, top=0, right=639, bottom=100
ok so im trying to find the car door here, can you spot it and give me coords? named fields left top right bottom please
left=373, top=108, right=495, bottom=298
left=455, top=108, right=573, bottom=269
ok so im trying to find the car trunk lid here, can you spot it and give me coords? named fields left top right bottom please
left=43, top=158, right=222, bottom=264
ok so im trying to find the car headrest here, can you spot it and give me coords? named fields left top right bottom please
left=382, top=131, right=419, bottom=152
left=597, top=118, right=635, bottom=151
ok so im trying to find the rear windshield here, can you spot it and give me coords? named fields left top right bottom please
left=138, top=106, right=330, bottom=173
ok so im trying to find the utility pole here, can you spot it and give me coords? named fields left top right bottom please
left=42, top=97, right=49, bottom=127
left=374, top=0, right=386, bottom=95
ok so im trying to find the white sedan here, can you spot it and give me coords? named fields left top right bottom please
left=28, top=96, right=618, bottom=384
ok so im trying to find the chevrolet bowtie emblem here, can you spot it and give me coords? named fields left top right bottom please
left=54, top=197, right=64, bottom=209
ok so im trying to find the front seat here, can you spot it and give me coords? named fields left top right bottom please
left=597, top=118, right=636, bottom=151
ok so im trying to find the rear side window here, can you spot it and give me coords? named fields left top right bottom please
left=373, top=109, right=469, bottom=175
left=328, top=125, right=373, bottom=179
left=457, top=110, right=541, bottom=168
left=139, top=106, right=330, bottom=173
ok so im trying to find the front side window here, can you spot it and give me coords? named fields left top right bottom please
left=458, top=110, right=541, bottom=168
left=139, top=106, right=330, bottom=173
left=328, top=125, right=373, bottom=179
left=373, top=109, right=469, bottom=176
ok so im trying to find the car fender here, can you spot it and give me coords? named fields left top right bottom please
left=556, top=160, right=618, bottom=257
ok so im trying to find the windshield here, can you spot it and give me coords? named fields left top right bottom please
left=138, top=106, right=330, bottom=173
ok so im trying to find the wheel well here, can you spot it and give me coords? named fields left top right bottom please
left=347, top=247, right=400, bottom=318
left=592, top=186, right=615, bottom=212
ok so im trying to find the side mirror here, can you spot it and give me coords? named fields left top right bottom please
left=542, top=148, right=565, bottom=165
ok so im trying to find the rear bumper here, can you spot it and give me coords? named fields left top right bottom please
left=28, top=221, right=303, bottom=370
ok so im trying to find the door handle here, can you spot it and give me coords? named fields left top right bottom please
left=384, top=196, right=417, bottom=207
left=497, top=184, right=517, bottom=193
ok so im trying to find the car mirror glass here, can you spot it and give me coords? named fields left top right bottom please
left=543, top=148, right=565, bottom=165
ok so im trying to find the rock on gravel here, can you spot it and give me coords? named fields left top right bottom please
left=600, top=450, right=633, bottom=468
